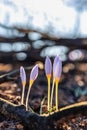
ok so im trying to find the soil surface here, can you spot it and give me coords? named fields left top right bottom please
left=0, top=62, right=87, bottom=130
left=55, top=114, right=87, bottom=130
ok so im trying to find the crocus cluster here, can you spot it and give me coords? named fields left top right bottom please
left=20, top=55, right=62, bottom=113
left=45, top=55, right=62, bottom=111
left=20, top=65, right=38, bottom=110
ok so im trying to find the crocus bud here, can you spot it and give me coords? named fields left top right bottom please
left=53, top=56, right=62, bottom=81
left=20, top=66, right=26, bottom=86
left=45, top=56, right=52, bottom=78
left=53, top=55, right=59, bottom=73
left=30, top=65, right=38, bottom=86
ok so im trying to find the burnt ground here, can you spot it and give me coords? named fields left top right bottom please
left=0, top=62, right=87, bottom=130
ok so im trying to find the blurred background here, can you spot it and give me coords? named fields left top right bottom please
left=0, top=0, right=87, bottom=110
left=0, top=0, right=87, bottom=65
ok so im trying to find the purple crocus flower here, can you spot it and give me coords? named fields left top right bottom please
left=20, top=66, right=26, bottom=86
left=53, top=56, right=62, bottom=80
left=45, top=56, right=52, bottom=77
left=30, top=65, right=38, bottom=84
left=53, top=55, right=59, bottom=73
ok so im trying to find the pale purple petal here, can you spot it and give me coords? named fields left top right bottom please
left=45, top=56, right=52, bottom=75
left=30, top=65, right=38, bottom=80
left=53, top=56, right=62, bottom=78
left=20, top=66, right=26, bottom=82
left=53, top=55, right=59, bottom=73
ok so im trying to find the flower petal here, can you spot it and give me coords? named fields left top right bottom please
left=53, top=56, right=62, bottom=79
left=20, top=66, right=26, bottom=85
left=30, top=64, right=38, bottom=81
left=53, top=55, right=59, bottom=73
left=45, top=56, right=52, bottom=76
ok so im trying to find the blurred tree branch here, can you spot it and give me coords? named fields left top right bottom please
left=0, top=97, right=87, bottom=130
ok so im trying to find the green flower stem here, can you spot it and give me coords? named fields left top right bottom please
left=47, top=77, right=51, bottom=111
left=50, top=79, right=55, bottom=109
left=55, top=80, right=59, bottom=111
